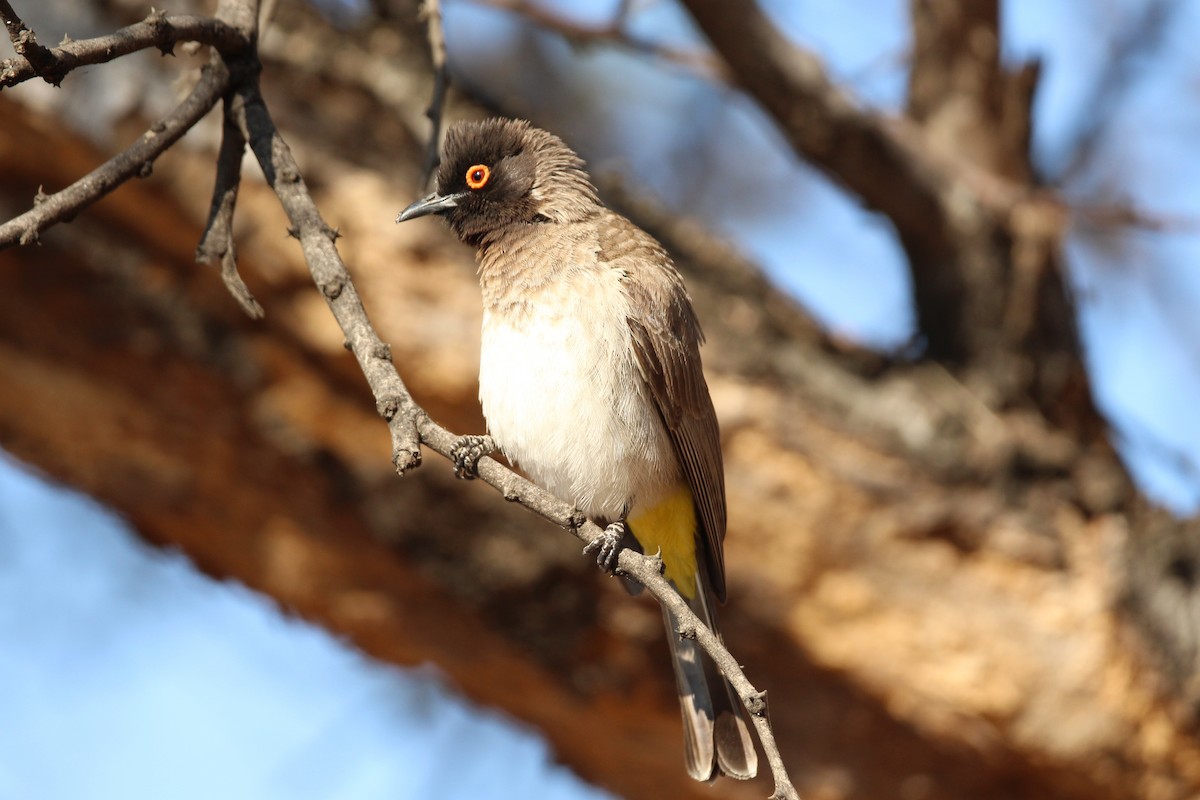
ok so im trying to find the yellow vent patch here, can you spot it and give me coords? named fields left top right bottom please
left=628, top=485, right=698, bottom=599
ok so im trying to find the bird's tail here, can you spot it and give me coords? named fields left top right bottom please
left=663, top=566, right=758, bottom=781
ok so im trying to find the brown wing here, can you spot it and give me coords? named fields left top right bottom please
left=599, top=213, right=728, bottom=602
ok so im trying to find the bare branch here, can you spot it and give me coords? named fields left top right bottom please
left=1075, top=203, right=1200, bottom=236
left=0, top=0, right=58, bottom=82
left=675, top=0, right=1093, bottom=424
left=0, top=10, right=247, bottom=90
left=418, top=0, right=448, bottom=190
left=0, top=60, right=231, bottom=248
left=1056, top=0, right=1176, bottom=185
left=197, top=93, right=263, bottom=319
left=472, top=0, right=728, bottom=83
left=907, top=0, right=1035, bottom=183
left=680, top=0, right=967, bottom=230
left=677, top=0, right=1003, bottom=362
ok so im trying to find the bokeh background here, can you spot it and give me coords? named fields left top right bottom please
left=2, top=0, right=1200, bottom=798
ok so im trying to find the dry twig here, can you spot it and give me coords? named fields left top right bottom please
left=0, top=8, right=246, bottom=90
left=0, top=0, right=59, bottom=83
left=0, top=59, right=231, bottom=247
left=418, top=0, right=448, bottom=190
left=472, top=0, right=727, bottom=83
left=197, top=91, right=263, bottom=319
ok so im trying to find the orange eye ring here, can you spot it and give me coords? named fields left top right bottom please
left=465, top=164, right=491, bottom=190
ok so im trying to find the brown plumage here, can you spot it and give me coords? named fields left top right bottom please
left=397, top=117, right=757, bottom=782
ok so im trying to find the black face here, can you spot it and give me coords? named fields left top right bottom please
left=432, top=120, right=543, bottom=243
left=396, top=118, right=596, bottom=244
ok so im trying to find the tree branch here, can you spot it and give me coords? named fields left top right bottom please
left=472, top=0, right=727, bottom=83
left=676, top=0, right=1102, bottom=450
left=0, top=0, right=57, bottom=82
left=906, top=0, right=1035, bottom=184
left=678, top=0, right=961, bottom=361
left=1055, top=0, right=1176, bottom=185
left=0, top=59, right=231, bottom=248
left=0, top=9, right=246, bottom=90
left=196, top=91, right=263, bottom=319
left=679, top=0, right=972, bottom=237
left=677, top=0, right=1026, bottom=366
left=418, top=0, right=448, bottom=190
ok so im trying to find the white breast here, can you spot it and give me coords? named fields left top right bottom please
left=478, top=268, right=678, bottom=520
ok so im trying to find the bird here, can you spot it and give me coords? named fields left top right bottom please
left=396, top=117, right=758, bottom=782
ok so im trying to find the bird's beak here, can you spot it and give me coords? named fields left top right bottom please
left=395, top=191, right=466, bottom=223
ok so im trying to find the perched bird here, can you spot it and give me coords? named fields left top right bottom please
left=397, top=118, right=757, bottom=782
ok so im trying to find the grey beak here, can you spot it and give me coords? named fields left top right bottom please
left=395, top=191, right=466, bottom=223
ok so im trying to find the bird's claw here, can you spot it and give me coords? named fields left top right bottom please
left=450, top=434, right=495, bottom=480
left=583, top=520, right=626, bottom=573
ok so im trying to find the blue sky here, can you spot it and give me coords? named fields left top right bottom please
left=0, top=454, right=611, bottom=800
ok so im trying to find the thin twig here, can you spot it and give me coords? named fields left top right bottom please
left=0, top=9, right=246, bottom=90
left=0, top=60, right=232, bottom=248
left=1074, top=203, right=1200, bottom=236
left=1056, top=0, right=1175, bottom=185
left=0, top=0, right=58, bottom=82
left=419, top=0, right=448, bottom=190
left=471, top=0, right=727, bottom=83
left=197, top=92, right=263, bottom=319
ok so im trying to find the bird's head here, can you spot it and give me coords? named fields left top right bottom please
left=396, top=118, right=599, bottom=244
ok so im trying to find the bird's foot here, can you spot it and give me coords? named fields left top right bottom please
left=450, top=434, right=495, bottom=480
left=583, top=520, right=627, bottom=574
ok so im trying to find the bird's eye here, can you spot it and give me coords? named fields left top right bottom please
left=465, top=164, right=491, bottom=190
